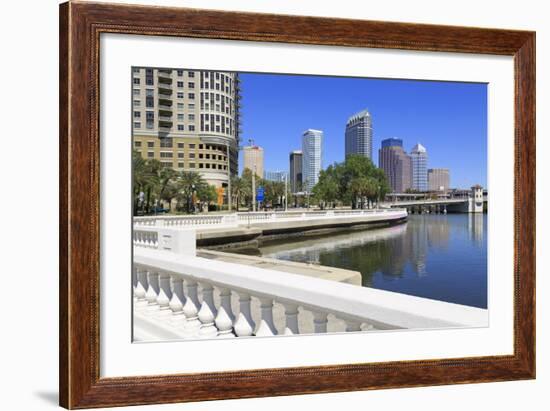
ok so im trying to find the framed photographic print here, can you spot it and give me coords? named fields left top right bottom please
left=59, top=1, right=535, bottom=409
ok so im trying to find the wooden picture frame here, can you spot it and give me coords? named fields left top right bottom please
left=59, top=1, right=535, bottom=408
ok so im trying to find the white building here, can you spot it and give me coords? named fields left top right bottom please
left=301, top=129, right=323, bottom=192
left=411, top=143, right=428, bottom=191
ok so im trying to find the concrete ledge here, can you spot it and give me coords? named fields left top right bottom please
left=197, top=249, right=362, bottom=285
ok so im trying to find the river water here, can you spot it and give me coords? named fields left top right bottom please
left=231, top=214, right=487, bottom=308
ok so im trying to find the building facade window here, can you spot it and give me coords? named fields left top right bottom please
left=159, top=138, right=173, bottom=148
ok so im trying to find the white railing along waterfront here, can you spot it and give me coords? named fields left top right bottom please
left=134, top=214, right=239, bottom=227
left=133, top=247, right=488, bottom=340
left=133, top=226, right=196, bottom=255
left=134, top=209, right=404, bottom=226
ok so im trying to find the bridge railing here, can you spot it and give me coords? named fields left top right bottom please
left=134, top=214, right=238, bottom=227
left=133, top=247, right=487, bottom=341
left=134, top=209, right=408, bottom=230
left=134, top=226, right=196, bottom=255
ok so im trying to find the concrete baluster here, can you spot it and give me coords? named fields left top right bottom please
left=313, top=311, right=329, bottom=333
left=345, top=320, right=361, bottom=332
left=215, top=288, right=235, bottom=338
left=198, top=283, right=218, bottom=338
left=182, top=280, right=201, bottom=338
left=168, top=276, right=186, bottom=327
left=144, top=271, right=160, bottom=315
left=256, top=297, right=277, bottom=336
left=134, top=266, right=148, bottom=310
left=283, top=303, right=300, bottom=335
left=154, top=273, right=173, bottom=320
left=132, top=265, right=138, bottom=301
left=234, top=293, right=255, bottom=337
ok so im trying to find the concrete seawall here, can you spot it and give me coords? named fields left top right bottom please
left=196, top=211, right=407, bottom=248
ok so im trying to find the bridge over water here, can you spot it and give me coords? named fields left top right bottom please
left=384, top=186, right=486, bottom=214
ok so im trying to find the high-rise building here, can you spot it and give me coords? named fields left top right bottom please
left=378, top=138, right=412, bottom=193
left=242, top=145, right=264, bottom=178
left=302, top=129, right=323, bottom=192
left=411, top=143, right=428, bottom=191
left=289, top=150, right=303, bottom=193
left=264, top=170, right=288, bottom=182
left=132, top=67, right=241, bottom=188
left=345, top=109, right=373, bottom=160
left=428, top=168, right=450, bottom=192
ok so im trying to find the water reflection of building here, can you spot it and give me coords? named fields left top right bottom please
left=407, top=216, right=428, bottom=276
left=468, top=213, right=484, bottom=245
left=259, top=215, right=460, bottom=284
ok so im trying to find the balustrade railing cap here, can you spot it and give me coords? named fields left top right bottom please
left=134, top=248, right=487, bottom=330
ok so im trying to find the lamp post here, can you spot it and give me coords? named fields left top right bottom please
left=284, top=172, right=288, bottom=212
left=226, top=141, right=232, bottom=212
left=252, top=164, right=256, bottom=212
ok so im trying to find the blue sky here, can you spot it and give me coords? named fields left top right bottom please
left=238, top=72, right=487, bottom=189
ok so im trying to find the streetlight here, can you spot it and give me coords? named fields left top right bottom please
left=225, top=141, right=231, bottom=212
left=284, top=172, right=288, bottom=212
left=252, top=164, right=256, bottom=212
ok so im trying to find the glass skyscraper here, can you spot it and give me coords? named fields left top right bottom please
left=345, top=109, right=373, bottom=160
left=302, top=129, right=323, bottom=192
left=289, top=150, right=303, bottom=193
left=411, top=143, right=428, bottom=191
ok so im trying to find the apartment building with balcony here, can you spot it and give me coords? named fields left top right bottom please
left=132, top=67, right=241, bottom=188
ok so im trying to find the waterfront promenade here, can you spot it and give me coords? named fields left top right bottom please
left=134, top=208, right=408, bottom=246
left=132, top=209, right=488, bottom=341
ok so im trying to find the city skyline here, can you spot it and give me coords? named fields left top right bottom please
left=239, top=72, right=487, bottom=189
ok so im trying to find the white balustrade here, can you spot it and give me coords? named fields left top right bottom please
left=283, top=303, right=299, bottom=335
left=134, top=267, right=148, bottom=308
left=133, top=247, right=488, bottom=342
left=255, top=297, right=277, bottom=336
left=233, top=292, right=255, bottom=337
left=155, top=274, right=173, bottom=320
left=198, top=283, right=218, bottom=338
left=215, top=288, right=235, bottom=338
left=181, top=280, right=201, bottom=338
left=134, top=209, right=407, bottom=232
left=133, top=226, right=196, bottom=256
left=144, top=271, right=160, bottom=315
left=313, top=311, right=329, bottom=333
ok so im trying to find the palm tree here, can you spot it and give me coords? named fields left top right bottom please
left=156, top=167, right=178, bottom=210
left=133, top=152, right=162, bottom=214
left=230, top=176, right=247, bottom=210
left=177, top=171, right=206, bottom=213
